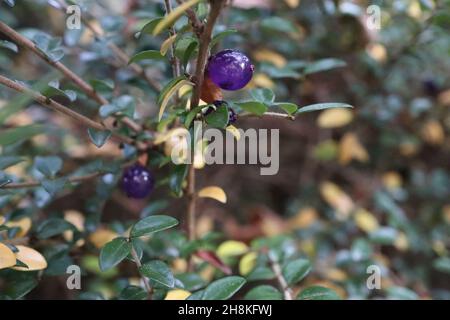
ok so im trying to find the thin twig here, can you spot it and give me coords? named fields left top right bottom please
left=0, top=20, right=142, bottom=133
left=185, top=1, right=226, bottom=271
left=0, top=74, right=147, bottom=149
left=268, top=252, right=294, bottom=300
left=176, top=0, right=204, bottom=36
left=130, top=244, right=153, bottom=298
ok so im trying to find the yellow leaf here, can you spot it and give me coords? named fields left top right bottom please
left=394, top=232, right=409, bottom=251
left=226, top=125, right=241, bottom=140
left=239, top=252, right=257, bottom=276
left=250, top=73, right=275, bottom=89
left=320, top=182, right=354, bottom=220
left=0, top=242, right=16, bottom=270
left=160, top=34, right=177, bottom=56
left=354, top=208, right=379, bottom=233
left=172, top=258, right=188, bottom=273
left=438, top=89, right=450, bottom=106
left=63, top=210, right=85, bottom=245
left=198, top=186, right=227, bottom=204
left=6, top=217, right=32, bottom=238
left=442, top=205, right=450, bottom=224
left=0, top=216, right=5, bottom=225
left=421, top=120, right=444, bottom=145
left=317, top=108, right=353, bottom=128
left=288, top=207, right=318, bottom=229
left=432, top=240, right=447, bottom=256
left=284, top=0, right=300, bottom=8
left=193, top=139, right=206, bottom=169
left=382, top=171, right=402, bottom=190
left=165, top=289, right=191, bottom=300
left=159, top=80, right=194, bottom=121
left=339, top=133, right=369, bottom=165
left=325, top=268, right=348, bottom=282
left=153, top=0, right=203, bottom=35
left=89, top=228, right=118, bottom=249
left=366, top=43, right=387, bottom=63
left=253, top=49, right=287, bottom=68
left=13, top=246, right=47, bottom=271
left=196, top=214, right=213, bottom=238
left=217, top=240, right=249, bottom=259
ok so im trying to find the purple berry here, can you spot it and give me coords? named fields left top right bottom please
left=207, top=49, right=254, bottom=91
left=121, top=164, right=154, bottom=199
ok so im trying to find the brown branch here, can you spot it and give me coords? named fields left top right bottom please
left=0, top=20, right=142, bottom=133
left=54, top=0, right=161, bottom=92
left=176, top=0, right=204, bottom=36
left=130, top=244, right=153, bottom=299
left=0, top=74, right=147, bottom=149
left=268, top=252, right=294, bottom=300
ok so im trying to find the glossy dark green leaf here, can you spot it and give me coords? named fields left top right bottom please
left=185, top=104, right=204, bottom=128
left=205, top=105, right=229, bottom=129
left=247, top=266, right=275, bottom=281
left=128, top=50, right=164, bottom=65
left=99, top=237, right=131, bottom=271
left=282, top=258, right=311, bottom=285
left=297, top=286, right=341, bottom=300
left=36, top=218, right=73, bottom=239
left=130, top=215, right=179, bottom=238
left=169, top=164, right=188, bottom=197
left=140, top=260, right=175, bottom=288
left=244, top=285, right=282, bottom=300
left=119, top=286, right=148, bottom=300
left=202, top=276, right=246, bottom=300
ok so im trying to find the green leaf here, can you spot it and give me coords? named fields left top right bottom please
left=303, top=58, right=347, bottom=75
left=99, top=237, right=132, bottom=271
left=139, top=17, right=164, bottom=36
left=244, top=285, right=282, bottom=300
left=369, top=227, right=398, bottom=245
left=433, top=257, right=450, bottom=274
left=205, top=105, right=229, bottom=129
left=90, top=79, right=114, bottom=92
left=152, top=0, right=203, bottom=35
left=3, top=272, right=38, bottom=299
left=36, top=218, right=73, bottom=239
left=0, top=156, right=25, bottom=170
left=87, top=128, right=112, bottom=148
left=169, top=164, right=188, bottom=196
left=296, top=103, right=354, bottom=114
left=210, top=29, right=238, bottom=48
left=130, top=215, right=179, bottom=238
left=247, top=266, right=275, bottom=281
left=184, top=105, right=203, bottom=128
left=182, top=40, right=198, bottom=68
left=275, top=102, right=298, bottom=115
left=99, top=95, right=135, bottom=118
left=128, top=50, right=165, bottom=64
left=386, top=286, right=418, bottom=300
left=282, top=258, right=311, bottom=285
left=0, top=40, right=18, bottom=53
left=297, top=286, right=341, bottom=300
left=34, top=156, right=63, bottom=178
left=0, top=125, right=46, bottom=146
left=41, top=177, right=68, bottom=197
left=177, top=273, right=207, bottom=292
left=119, top=286, right=148, bottom=300
left=237, top=101, right=268, bottom=116
left=159, top=79, right=193, bottom=121
left=202, top=276, right=246, bottom=300
left=261, top=17, right=297, bottom=34
left=249, top=88, right=275, bottom=104
left=140, top=260, right=175, bottom=288
left=42, top=84, right=77, bottom=102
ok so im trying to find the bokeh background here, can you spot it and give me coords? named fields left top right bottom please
left=1, top=0, right=449, bottom=299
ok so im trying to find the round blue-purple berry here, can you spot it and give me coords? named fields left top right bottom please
left=207, top=49, right=254, bottom=91
left=121, top=164, right=154, bottom=199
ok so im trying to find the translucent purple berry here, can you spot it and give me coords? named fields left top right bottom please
left=207, top=49, right=254, bottom=91
left=121, top=164, right=155, bottom=199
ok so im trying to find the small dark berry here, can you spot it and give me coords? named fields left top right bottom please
left=423, top=79, right=439, bottom=97
left=228, top=108, right=238, bottom=124
left=206, top=49, right=254, bottom=91
left=121, top=164, right=154, bottom=199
